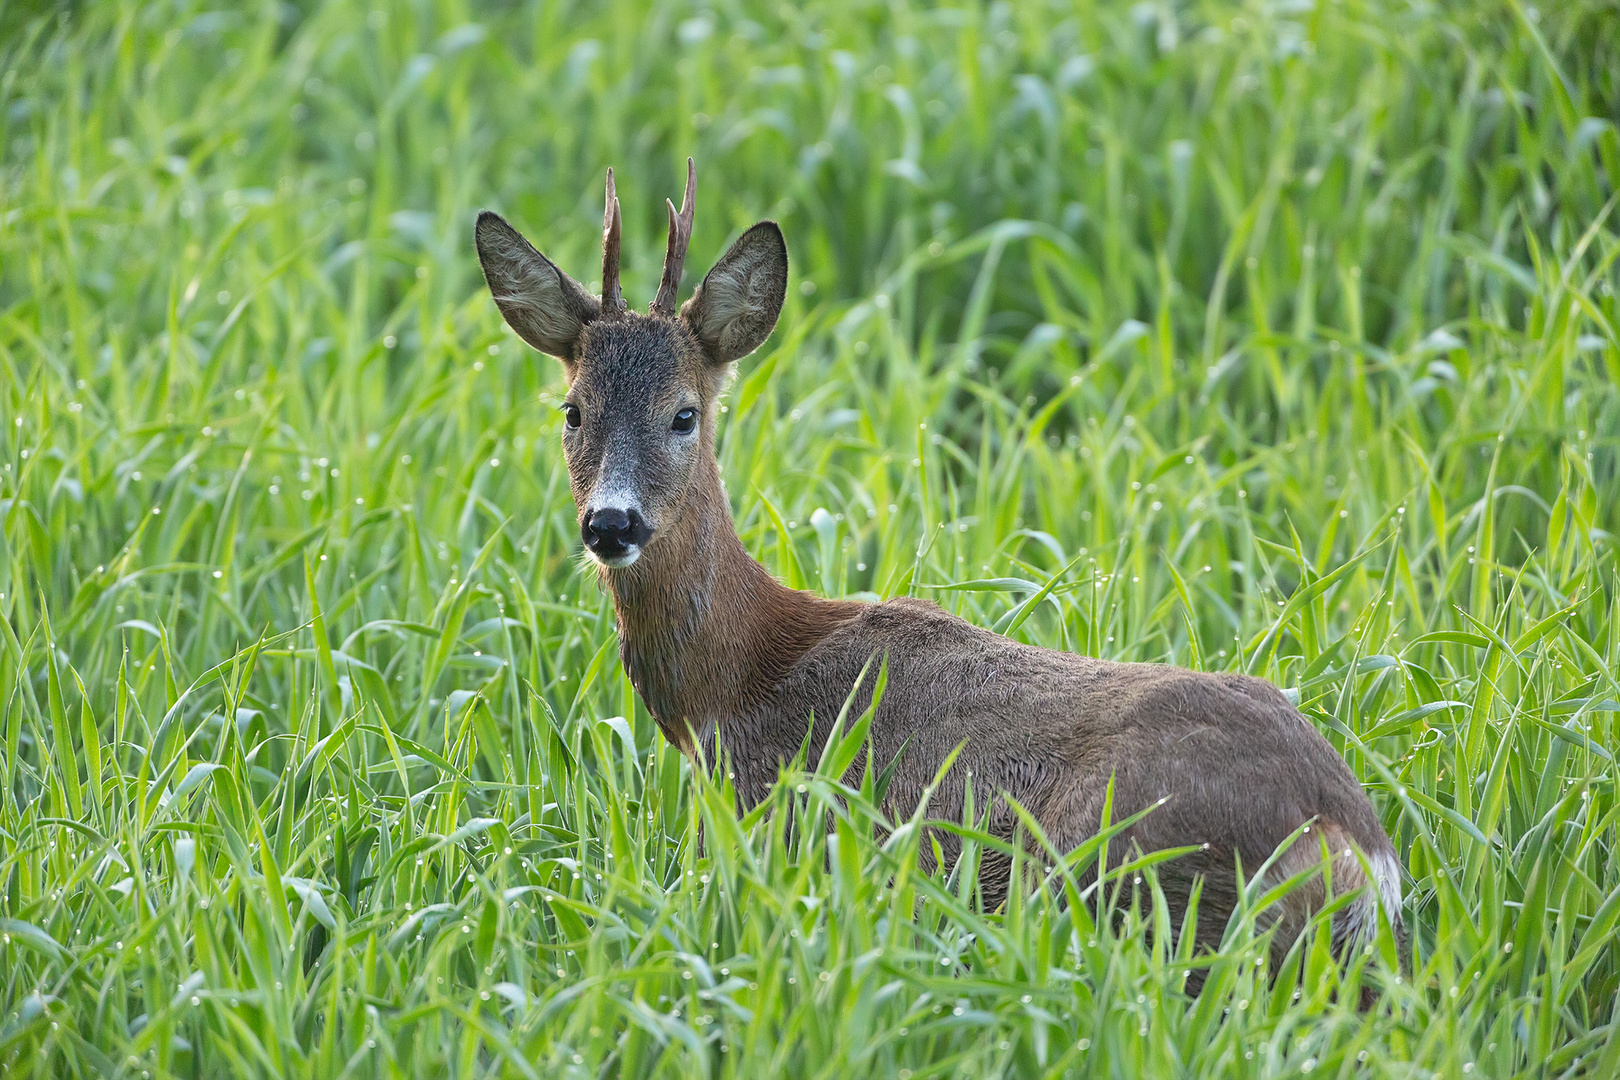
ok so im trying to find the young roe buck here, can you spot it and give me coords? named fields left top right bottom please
left=475, top=161, right=1406, bottom=981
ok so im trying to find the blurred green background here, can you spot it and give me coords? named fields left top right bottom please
left=1, top=1, right=1618, bottom=1077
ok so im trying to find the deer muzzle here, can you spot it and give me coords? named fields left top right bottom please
left=581, top=506, right=652, bottom=567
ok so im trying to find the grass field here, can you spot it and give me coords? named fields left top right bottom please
left=2, top=0, right=1619, bottom=1076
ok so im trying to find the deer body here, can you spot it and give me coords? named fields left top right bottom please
left=475, top=161, right=1404, bottom=979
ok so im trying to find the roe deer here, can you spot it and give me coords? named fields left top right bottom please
left=475, top=161, right=1406, bottom=988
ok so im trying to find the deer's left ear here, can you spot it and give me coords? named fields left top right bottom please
left=681, top=222, right=788, bottom=364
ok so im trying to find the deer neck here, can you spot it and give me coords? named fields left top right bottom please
left=601, top=458, right=857, bottom=753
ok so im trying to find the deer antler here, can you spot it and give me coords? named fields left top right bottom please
left=650, top=158, right=696, bottom=317
left=600, top=167, right=625, bottom=317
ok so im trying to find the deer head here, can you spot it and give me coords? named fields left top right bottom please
left=474, top=160, right=788, bottom=569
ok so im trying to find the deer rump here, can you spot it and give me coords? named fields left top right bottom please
left=699, top=595, right=1405, bottom=983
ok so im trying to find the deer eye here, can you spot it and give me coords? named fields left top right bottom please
left=671, top=407, right=698, bottom=434
left=563, top=403, right=582, bottom=430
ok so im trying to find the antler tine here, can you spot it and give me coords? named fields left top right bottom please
left=601, top=167, right=625, bottom=317
left=650, top=157, right=696, bottom=317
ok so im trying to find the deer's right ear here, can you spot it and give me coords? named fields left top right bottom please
left=475, top=211, right=600, bottom=360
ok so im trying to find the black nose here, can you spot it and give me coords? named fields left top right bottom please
left=582, top=507, right=648, bottom=556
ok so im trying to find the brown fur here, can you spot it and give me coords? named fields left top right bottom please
left=474, top=169, right=1406, bottom=985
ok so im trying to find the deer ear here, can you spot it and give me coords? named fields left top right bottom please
left=680, top=221, right=788, bottom=364
left=475, top=211, right=601, bottom=359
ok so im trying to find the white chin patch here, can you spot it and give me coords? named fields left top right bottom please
left=592, top=547, right=641, bottom=569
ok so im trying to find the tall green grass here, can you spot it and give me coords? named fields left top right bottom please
left=2, top=0, right=1618, bottom=1075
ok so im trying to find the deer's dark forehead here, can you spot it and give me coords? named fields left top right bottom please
left=574, top=318, right=694, bottom=398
